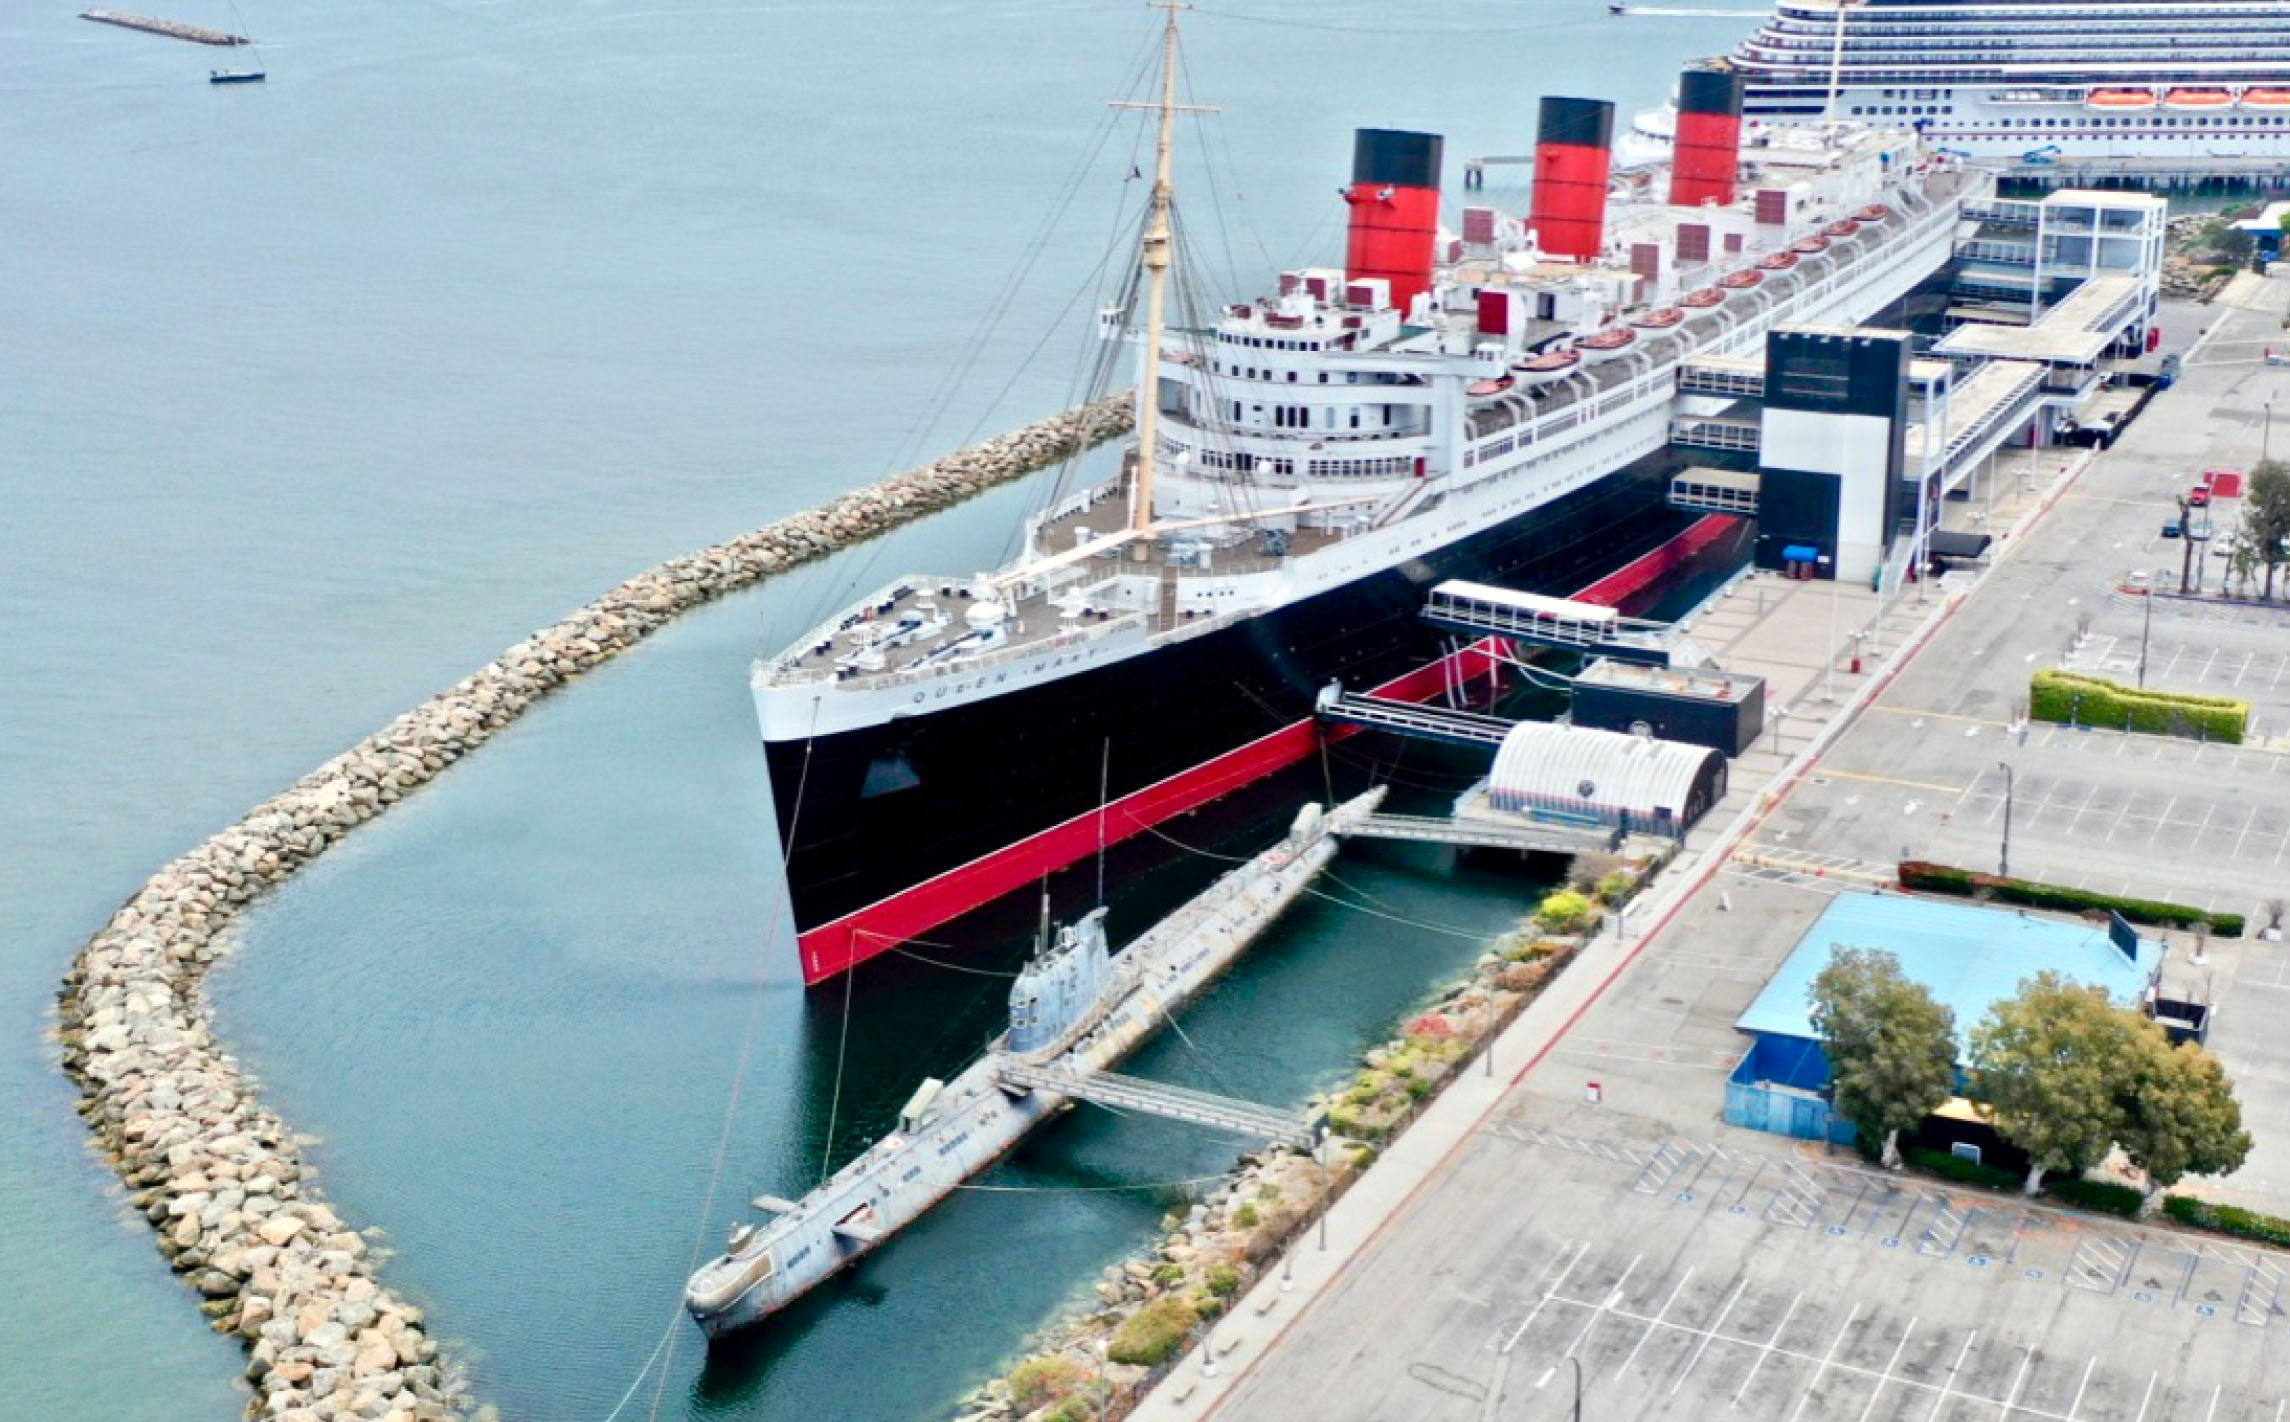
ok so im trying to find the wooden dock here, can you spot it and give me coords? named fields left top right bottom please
left=80, top=9, right=249, bottom=46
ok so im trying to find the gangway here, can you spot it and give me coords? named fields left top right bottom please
left=1422, top=580, right=1685, bottom=667
left=1341, top=812, right=1616, bottom=856
left=1315, top=686, right=1515, bottom=747
left=994, top=1060, right=1321, bottom=1149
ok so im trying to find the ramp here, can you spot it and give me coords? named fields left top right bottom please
left=1315, top=689, right=1514, bottom=747
left=996, top=1060, right=1320, bottom=1149
left=1342, top=811, right=1614, bottom=856
left=1421, top=581, right=1680, bottom=666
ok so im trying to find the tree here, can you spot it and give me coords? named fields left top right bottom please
left=2117, top=1032, right=2251, bottom=1211
left=1969, top=973, right=2137, bottom=1195
left=2243, top=459, right=2290, bottom=601
left=1809, top=948, right=1959, bottom=1169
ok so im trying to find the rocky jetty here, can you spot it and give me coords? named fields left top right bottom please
left=55, top=394, right=1132, bottom=1421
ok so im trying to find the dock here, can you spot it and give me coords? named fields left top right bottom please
left=79, top=9, right=249, bottom=45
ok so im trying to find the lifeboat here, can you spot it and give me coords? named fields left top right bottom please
left=1791, top=236, right=1830, bottom=255
left=1577, top=327, right=1639, bottom=362
left=1857, top=203, right=1891, bottom=221
left=1824, top=219, right=1861, bottom=238
left=1466, top=375, right=1514, bottom=398
left=1718, top=269, right=1763, bottom=290
left=1511, top=348, right=1582, bottom=381
left=1756, top=251, right=1799, bottom=271
left=2243, top=88, right=2290, bottom=109
left=1631, top=307, right=1685, bottom=329
left=1681, top=287, right=1725, bottom=308
left=2166, top=87, right=2233, bottom=110
left=2087, top=88, right=2157, bottom=109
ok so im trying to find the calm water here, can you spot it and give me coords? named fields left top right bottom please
left=0, top=3, right=1744, bottom=1417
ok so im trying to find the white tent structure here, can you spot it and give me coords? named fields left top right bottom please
left=1485, top=720, right=1726, bottom=838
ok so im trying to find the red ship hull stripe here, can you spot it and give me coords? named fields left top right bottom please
left=795, top=514, right=1738, bottom=983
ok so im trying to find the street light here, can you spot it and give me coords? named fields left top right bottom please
left=2136, top=586, right=2153, bottom=689
left=1536, top=1355, right=1585, bottom=1422
left=1997, top=760, right=2015, bottom=880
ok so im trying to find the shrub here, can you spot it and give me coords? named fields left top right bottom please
left=2164, top=1195, right=2290, bottom=1247
left=1533, top=889, right=1598, bottom=934
left=1106, top=1296, right=1198, bottom=1367
left=1150, top=1261, right=1185, bottom=1288
left=1905, top=1145, right=2019, bottom=1191
left=1008, top=1355, right=1087, bottom=1411
left=1204, top=1263, right=1241, bottom=1299
left=2029, top=668, right=2247, bottom=743
left=1046, top=1399, right=1096, bottom=1422
left=1898, top=860, right=2242, bottom=936
left=1230, top=1202, right=1260, bottom=1230
left=1595, top=870, right=1638, bottom=904
left=2047, top=1178, right=2145, bottom=1216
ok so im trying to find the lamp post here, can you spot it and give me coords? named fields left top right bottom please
left=2137, top=586, right=2153, bottom=689
left=1536, top=1355, right=1585, bottom=1422
left=1997, top=760, right=2015, bottom=880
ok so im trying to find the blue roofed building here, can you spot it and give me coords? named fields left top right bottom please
left=1725, top=892, right=2164, bottom=1146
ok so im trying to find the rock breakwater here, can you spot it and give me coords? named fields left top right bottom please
left=55, top=394, right=1132, bottom=1422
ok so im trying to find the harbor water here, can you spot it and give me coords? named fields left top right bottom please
left=0, top=2, right=1749, bottom=1416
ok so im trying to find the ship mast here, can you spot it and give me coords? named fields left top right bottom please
left=1121, top=1, right=1202, bottom=542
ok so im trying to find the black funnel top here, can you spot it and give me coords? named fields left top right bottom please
left=1352, top=129, right=1444, bottom=189
left=1678, top=70, right=1746, bottom=119
left=1537, top=96, right=1616, bottom=149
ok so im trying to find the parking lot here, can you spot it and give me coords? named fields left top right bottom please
left=1216, top=1113, right=2290, bottom=1421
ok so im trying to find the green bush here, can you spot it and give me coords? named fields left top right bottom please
left=2030, top=668, right=2248, bottom=743
left=1905, top=1145, right=2019, bottom=1191
left=1106, top=1296, right=1198, bottom=1367
left=1898, top=860, right=2242, bottom=936
left=1204, top=1263, right=1241, bottom=1299
left=1595, top=870, right=1638, bottom=904
left=2047, top=1178, right=2145, bottom=1216
left=1008, top=1355, right=1088, bottom=1411
left=1046, top=1399, right=1096, bottom=1422
left=1230, top=1203, right=1260, bottom=1230
left=1150, top=1261, right=1185, bottom=1288
left=2163, top=1195, right=2290, bottom=1247
left=1532, top=889, right=1598, bottom=934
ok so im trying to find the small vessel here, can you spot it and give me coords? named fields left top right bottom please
left=2244, top=88, right=2290, bottom=110
left=683, top=794, right=1373, bottom=1340
left=1756, top=250, right=1799, bottom=271
left=1791, top=236, right=1830, bottom=255
left=1631, top=306, right=1685, bottom=329
left=1510, top=347, right=1583, bottom=381
left=1577, top=327, right=1638, bottom=362
left=2087, top=88, right=2158, bottom=109
left=1824, top=219, right=1861, bottom=238
left=1465, top=374, right=1515, bottom=397
left=1718, top=268, right=1764, bottom=289
left=1608, top=2, right=1628, bottom=13
left=208, top=68, right=263, bottom=83
left=1680, top=287, right=1724, bottom=308
left=2165, top=87, right=2233, bottom=110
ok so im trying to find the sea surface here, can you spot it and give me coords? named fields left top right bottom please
left=0, top=2, right=1748, bottom=1417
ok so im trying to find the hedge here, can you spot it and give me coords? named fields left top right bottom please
left=2030, top=668, right=2248, bottom=743
left=2163, top=1195, right=2290, bottom=1248
left=2047, top=1179, right=2144, bottom=1217
left=1898, top=860, right=2244, bottom=937
left=1905, top=1145, right=2019, bottom=1191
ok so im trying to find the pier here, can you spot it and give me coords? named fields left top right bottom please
left=1339, top=811, right=1618, bottom=858
left=80, top=9, right=250, bottom=45
left=995, top=1062, right=1321, bottom=1150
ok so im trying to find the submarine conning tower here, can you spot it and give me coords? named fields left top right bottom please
left=1005, top=907, right=1113, bottom=1055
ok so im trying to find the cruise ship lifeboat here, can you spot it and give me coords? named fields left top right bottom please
left=1857, top=203, right=1891, bottom=221
left=2166, top=88, right=2234, bottom=110
left=1756, top=251, right=1799, bottom=271
left=1718, top=269, right=1763, bottom=291
left=1577, top=327, right=1639, bottom=362
left=1466, top=374, right=1514, bottom=398
left=2244, top=88, right=2290, bottom=110
left=1511, top=348, right=1582, bottom=382
left=1630, top=307, right=1685, bottom=329
left=1791, top=236, right=1830, bottom=255
left=1824, top=219, right=1861, bottom=238
left=1681, top=287, right=1725, bottom=309
left=2087, top=88, right=2157, bottom=110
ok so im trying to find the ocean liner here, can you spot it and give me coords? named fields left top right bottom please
left=755, top=10, right=1980, bottom=984
left=1672, top=0, right=2290, bottom=162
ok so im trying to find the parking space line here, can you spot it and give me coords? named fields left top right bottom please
left=1921, top=1330, right=1977, bottom=1422
left=1612, top=1266, right=1696, bottom=1383
left=1500, top=1240, right=1588, bottom=1355
left=1852, top=1317, right=1918, bottom=1422
left=2065, top=1355, right=2096, bottom=1419
left=1782, top=1303, right=1861, bottom=1422
left=1727, top=1289, right=1804, bottom=1409
left=2233, top=805, right=2260, bottom=859
left=2130, top=1371, right=2158, bottom=1422
left=1560, top=1253, right=1639, bottom=1360
left=1997, top=1348, right=2034, bottom=1418
left=1668, top=1276, right=1750, bottom=1395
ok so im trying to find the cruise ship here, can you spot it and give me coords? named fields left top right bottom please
left=1701, top=0, right=2290, bottom=162
left=754, top=12, right=1983, bottom=986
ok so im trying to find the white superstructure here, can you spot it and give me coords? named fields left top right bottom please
left=1704, top=0, right=2290, bottom=163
